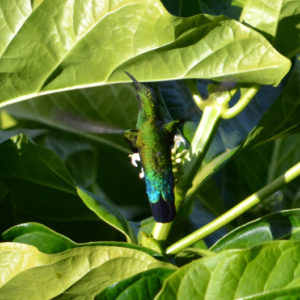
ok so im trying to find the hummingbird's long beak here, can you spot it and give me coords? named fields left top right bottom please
left=124, top=71, right=139, bottom=89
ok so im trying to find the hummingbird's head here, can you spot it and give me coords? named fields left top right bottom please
left=125, top=72, right=157, bottom=117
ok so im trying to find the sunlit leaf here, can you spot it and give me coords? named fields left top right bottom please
left=157, top=241, right=300, bottom=299
left=0, top=0, right=290, bottom=107
left=0, top=243, right=174, bottom=299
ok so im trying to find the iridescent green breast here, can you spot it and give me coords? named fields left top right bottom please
left=137, top=120, right=174, bottom=205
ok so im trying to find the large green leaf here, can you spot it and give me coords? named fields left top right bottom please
left=95, top=268, right=174, bottom=300
left=77, top=187, right=136, bottom=242
left=241, top=0, right=300, bottom=57
left=210, top=209, right=300, bottom=252
left=0, top=0, right=290, bottom=106
left=0, top=242, right=175, bottom=299
left=0, top=133, right=135, bottom=242
left=157, top=240, right=300, bottom=299
left=0, top=0, right=34, bottom=56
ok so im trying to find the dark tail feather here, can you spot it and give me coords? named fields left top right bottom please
left=150, top=198, right=176, bottom=223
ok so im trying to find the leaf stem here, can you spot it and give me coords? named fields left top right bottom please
left=221, top=85, right=260, bottom=119
left=166, top=162, right=300, bottom=255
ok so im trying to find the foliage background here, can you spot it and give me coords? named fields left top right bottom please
left=0, top=0, right=300, bottom=298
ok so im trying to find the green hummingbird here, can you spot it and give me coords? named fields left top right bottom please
left=124, top=72, right=180, bottom=223
left=56, top=73, right=180, bottom=223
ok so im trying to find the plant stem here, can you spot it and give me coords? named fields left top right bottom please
left=185, top=79, right=205, bottom=109
left=152, top=222, right=173, bottom=241
left=221, top=85, right=259, bottom=119
left=166, top=162, right=300, bottom=255
left=178, top=106, right=222, bottom=195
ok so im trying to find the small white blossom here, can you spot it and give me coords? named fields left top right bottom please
left=139, top=168, right=145, bottom=179
left=173, top=134, right=186, bottom=150
left=129, top=153, right=141, bottom=167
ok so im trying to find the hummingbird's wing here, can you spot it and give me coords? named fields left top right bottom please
left=54, top=110, right=127, bottom=134
left=123, top=129, right=139, bottom=152
left=163, top=120, right=181, bottom=135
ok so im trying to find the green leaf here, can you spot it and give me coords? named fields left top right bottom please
left=0, top=243, right=175, bottom=299
left=1, top=222, right=76, bottom=254
left=0, top=133, right=135, bottom=242
left=0, top=133, right=75, bottom=194
left=40, top=130, right=148, bottom=220
left=157, top=240, right=300, bottom=299
left=77, top=187, right=136, bottom=243
left=241, top=0, right=300, bottom=57
left=175, top=247, right=214, bottom=267
left=0, top=0, right=34, bottom=56
left=5, top=83, right=138, bottom=153
left=95, top=268, right=174, bottom=300
left=237, top=134, right=300, bottom=201
left=244, top=55, right=300, bottom=147
left=210, top=209, right=300, bottom=252
left=185, top=146, right=240, bottom=204
left=0, top=0, right=290, bottom=106
left=0, top=110, right=17, bottom=129
left=1, top=222, right=161, bottom=256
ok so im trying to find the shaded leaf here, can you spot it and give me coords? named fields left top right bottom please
left=237, top=133, right=300, bottom=201
left=157, top=240, right=300, bottom=299
left=174, top=247, right=214, bottom=267
left=199, top=0, right=246, bottom=19
left=0, top=133, right=135, bottom=242
left=41, top=130, right=149, bottom=221
left=210, top=209, right=300, bottom=252
left=244, top=55, right=300, bottom=147
left=1, top=222, right=76, bottom=254
left=161, top=0, right=202, bottom=17
left=95, top=268, right=174, bottom=300
left=1, top=222, right=161, bottom=256
left=5, top=83, right=138, bottom=153
left=77, top=187, right=136, bottom=243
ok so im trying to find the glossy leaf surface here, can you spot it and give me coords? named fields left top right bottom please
left=211, top=209, right=300, bottom=252
left=0, top=0, right=290, bottom=106
left=1, top=222, right=76, bottom=254
left=158, top=241, right=300, bottom=299
left=95, top=268, right=174, bottom=300
left=0, top=243, right=174, bottom=299
left=241, top=0, right=300, bottom=57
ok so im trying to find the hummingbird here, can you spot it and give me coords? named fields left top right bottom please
left=124, top=72, right=179, bottom=223
left=55, top=73, right=180, bottom=223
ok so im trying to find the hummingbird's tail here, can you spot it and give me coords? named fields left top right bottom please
left=150, top=198, right=176, bottom=223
